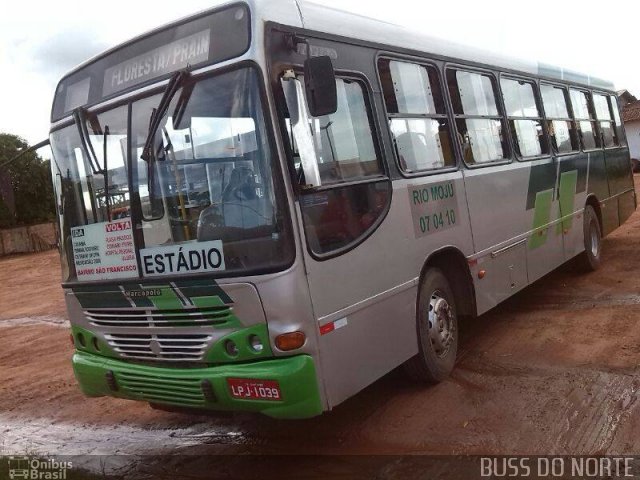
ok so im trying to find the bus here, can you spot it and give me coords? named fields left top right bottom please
left=48, top=0, right=635, bottom=419
left=8, top=457, right=29, bottom=480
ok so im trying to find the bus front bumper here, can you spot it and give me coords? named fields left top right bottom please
left=72, top=351, right=323, bottom=419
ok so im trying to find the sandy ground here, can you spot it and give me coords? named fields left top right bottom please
left=2, top=179, right=640, bottom=477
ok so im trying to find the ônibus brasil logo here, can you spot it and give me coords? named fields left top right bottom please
left=7, top=456, right=72, bottom=480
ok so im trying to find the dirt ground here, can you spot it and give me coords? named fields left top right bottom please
left=2, top=179, right=640, bottom=476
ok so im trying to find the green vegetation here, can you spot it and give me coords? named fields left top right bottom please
left=0, top=133, right=55, bottom=228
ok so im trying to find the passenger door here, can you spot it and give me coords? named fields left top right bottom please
left=282, top=66, right=413, bottom=407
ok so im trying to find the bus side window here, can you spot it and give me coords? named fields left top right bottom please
left=570, top=89, right=600, bottom=150
left=540, top=84, right=580, bottom=154
left=283, top=75, right=391, bottom=256
left=447, top=69, right=509, bottom=164
left=500, top=77, right=549, bottom=159
left=378, top=58, right=454, bottom=173
left=593, top=93, right=616, bottom=147
left=610, top=95, right=625, bottom=146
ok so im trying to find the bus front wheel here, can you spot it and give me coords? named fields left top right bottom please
left=404, top=268, right=458, bottom=383
left=577, top=205, right=602, bottom=272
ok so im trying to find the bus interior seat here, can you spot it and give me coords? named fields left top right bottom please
left=395, top=131, right=426, bottom=172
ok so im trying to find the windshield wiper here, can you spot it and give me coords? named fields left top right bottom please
left=73, top=107, right=103, bottom=175
left=140, top=69, right=190, bottom=163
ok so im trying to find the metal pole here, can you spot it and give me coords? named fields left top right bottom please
left=0, top=139, right=50, bottom=171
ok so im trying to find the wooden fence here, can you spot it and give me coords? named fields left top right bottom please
left=0, top=222, right=58, bottom=256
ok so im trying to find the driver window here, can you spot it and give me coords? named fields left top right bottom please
left=281, top=73, right=391, bottom=257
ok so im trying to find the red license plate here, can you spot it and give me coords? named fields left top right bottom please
left=227, top=378, right=282, bottom=401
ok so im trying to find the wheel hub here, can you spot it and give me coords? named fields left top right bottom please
left=427, top=292, right=455, bottom=357
left=590, top=221, right=600, bottom=257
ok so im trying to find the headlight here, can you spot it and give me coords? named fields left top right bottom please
left=248, top=335, right=263, bottom=352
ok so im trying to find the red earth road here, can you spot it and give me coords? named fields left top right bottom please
left=1, top=179, right=640, bottom=468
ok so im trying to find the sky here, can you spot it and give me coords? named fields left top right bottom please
left=1, top=0, right=639, bottom=148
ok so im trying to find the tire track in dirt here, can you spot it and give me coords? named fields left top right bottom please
left=0, top=416, right=246, bottom=455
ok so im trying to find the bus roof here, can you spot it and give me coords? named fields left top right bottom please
left=291, top=0, right=615, bottom=91
left=59, top=0, right=615, bottom=94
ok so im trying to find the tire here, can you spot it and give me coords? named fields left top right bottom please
left=576, top=205, right=602, bottom=272
left=404, top=268, right=458, bottom=383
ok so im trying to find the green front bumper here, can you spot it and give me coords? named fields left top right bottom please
left=72, top=351, right=323, bottom=419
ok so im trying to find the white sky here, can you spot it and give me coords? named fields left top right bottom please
left=1, top=0, right=639, bottom=147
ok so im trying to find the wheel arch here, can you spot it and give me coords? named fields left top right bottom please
left=585, top=194, right=603, bottom=232
left=420, top=246, right=476, bottom=318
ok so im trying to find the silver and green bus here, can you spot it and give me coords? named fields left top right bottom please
left=48, top=0, right=635, bottom=419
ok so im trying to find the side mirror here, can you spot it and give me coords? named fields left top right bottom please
left=304, top=56, right=337, bottom=117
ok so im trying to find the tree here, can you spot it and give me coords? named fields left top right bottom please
left=0, top=133, right=55, bottom=228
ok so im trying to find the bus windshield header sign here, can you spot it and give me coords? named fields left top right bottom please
left=51, top=4, right=251, bottom=121
left=103, top=29, right=210, bottom=96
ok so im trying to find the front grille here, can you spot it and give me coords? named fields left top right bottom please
left=116, top=371, right=205, bottom=406
left=104, top=333, right=212, bottom=362
left=85, top=306, right=233, bottom=328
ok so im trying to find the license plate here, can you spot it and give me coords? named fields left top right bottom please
left=227, top=378, right=282, bottom=401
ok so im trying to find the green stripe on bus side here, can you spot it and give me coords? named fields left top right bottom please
left=528, top=188, right=554, bottom=250
left=556, top=170, right=578, bottom=235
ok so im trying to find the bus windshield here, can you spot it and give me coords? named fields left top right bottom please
left=50, top=67, right=293, bottom=282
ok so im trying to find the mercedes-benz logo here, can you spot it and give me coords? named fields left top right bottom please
left=149, top=339, right=162, bottom=355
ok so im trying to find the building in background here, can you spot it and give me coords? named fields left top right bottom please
left=619, top=89, right=640, bottom=171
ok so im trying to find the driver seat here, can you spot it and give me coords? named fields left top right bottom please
left=222, top=166, right=257, bottom=202
left=198, top=166, right=270, bottom=241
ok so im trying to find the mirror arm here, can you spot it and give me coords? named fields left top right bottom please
left=286, top=34, right=311, bottom=59
left=282, top=75, right=322, bottom=188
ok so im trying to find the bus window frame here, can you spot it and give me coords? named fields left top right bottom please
left=274, top=65, right=394, bottom=261
left=538, top=81, right=582, bottom=158
left=592, top=90, right=620, bottom=149
left=282, top=68, right=389, bottom=192
left=375, top=53, right=460, bottom=179
left=498, top=73, right=551, bottom=162
left=569, top=87, right=602, bottom=153
left=608, top=93, right=627, bottom=147
left=444, top=62, right=513, bottom=170
left=53, top=60, right=299, bottom=286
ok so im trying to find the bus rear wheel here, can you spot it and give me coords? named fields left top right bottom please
left=404, top=268, right=458, bottom=383
left=577, top=205, right=602, bottom=272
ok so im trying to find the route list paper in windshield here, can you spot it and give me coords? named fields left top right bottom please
left=71, top=219, right=139, bottom=281
left=103, top=29, right=210, bottom=96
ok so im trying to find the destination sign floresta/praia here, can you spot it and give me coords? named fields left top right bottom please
left=102, top=29, right=211, bottom=96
